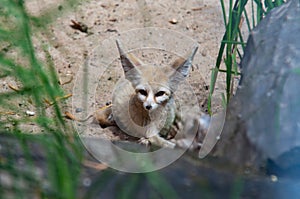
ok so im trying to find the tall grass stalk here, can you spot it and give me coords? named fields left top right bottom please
left=208, top=0, right=286, bottom=114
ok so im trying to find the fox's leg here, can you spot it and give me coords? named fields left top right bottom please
left=92, top=104, right=116, bottom=128
left=138, top=125, right=175, bottom=148
left=138, top=136, right=175, bottom=148
left=137, top=125, right=156, bottom=146
left=148, top=134, right=176, bottom=148
left=65, top=103, right=116, bottom=128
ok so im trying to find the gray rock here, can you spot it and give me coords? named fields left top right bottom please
left=217, top=0, right=300, bottom=171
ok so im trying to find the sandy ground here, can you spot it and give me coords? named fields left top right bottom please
left=2, top=0, right=243, bottom=135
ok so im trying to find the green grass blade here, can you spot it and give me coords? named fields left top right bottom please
left=0, top=1, right=84, bottom=198
left=116, top=175, right=141, bottom=199
left=146, top=172, right=179, bottom=199
left=209, top=0, right=248, bottom=112
left=220, top=0, right=228, bottom=27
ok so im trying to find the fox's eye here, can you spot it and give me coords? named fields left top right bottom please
left=155, top=91, right=165, bottom=97
left=138, top=89, right=148, bottom=96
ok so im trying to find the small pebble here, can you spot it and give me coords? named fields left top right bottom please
left=244, top=168, right=250, bottom=174
left=266, top=90, right=273, bottom=97
left=26, top=110, right=35, bottom=116
left=18, top=158, right=25, bottom=165
left=169, top=18, right=178, bottom=24
left=83, top=177, right=92, bottom=187
left=75, top=108, right=83, bottom=113
left=270, top=175, right=278, bottom=182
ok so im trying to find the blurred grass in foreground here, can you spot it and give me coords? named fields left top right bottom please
left=0, top=0, right=84, bottom=198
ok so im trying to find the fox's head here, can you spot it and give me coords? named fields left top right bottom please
left=116, top=40, right=198, bottom=111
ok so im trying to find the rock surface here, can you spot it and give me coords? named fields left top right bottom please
left=216, top=0, right=300, bottom=176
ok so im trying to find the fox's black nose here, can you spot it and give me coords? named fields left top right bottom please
left=145, top=105, right=152, bottom=110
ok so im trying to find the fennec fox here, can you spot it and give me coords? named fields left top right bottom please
left=112, top=40, right=198, bottom=148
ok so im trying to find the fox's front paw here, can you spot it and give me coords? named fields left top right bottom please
left=138, top=136, right=175, bottom=148
left=138, top=137, right=151, bottom=146
left=148, top=135, right=176, bottom=148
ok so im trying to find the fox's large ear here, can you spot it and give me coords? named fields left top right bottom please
left=116, top=39, right=143, bottom=87
left=169, top=44, right=198, bottom=91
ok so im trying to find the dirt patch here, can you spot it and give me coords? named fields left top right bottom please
left=2, top=0, right=231, bottom=135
